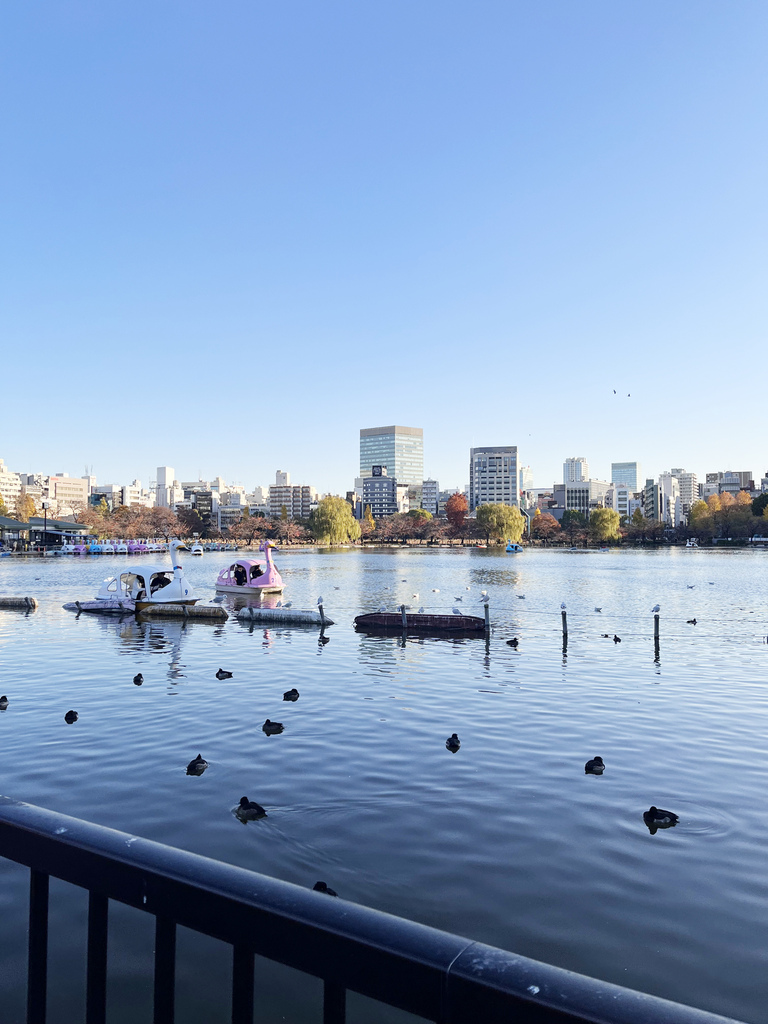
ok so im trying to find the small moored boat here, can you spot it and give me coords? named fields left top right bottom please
left=216, top=542, right=284, bottom=595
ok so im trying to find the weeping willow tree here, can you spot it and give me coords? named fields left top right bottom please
left=311, top=496, right=361, bottom=545
left=475, top=502, right=525, bottom=544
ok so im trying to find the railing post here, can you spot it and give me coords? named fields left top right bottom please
left=153, top=916, right=176, bottom=1024
left=86, top=892, right=109, bottom=1024
left=323, top=980, right=346, bottom=1024
left=27, top=869, right=49, bottom=1024
left=231, top=945, right=254, bottom=1024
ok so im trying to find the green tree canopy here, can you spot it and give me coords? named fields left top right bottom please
left=475, top=503, right=525, bottom=543
left=589, top=507, right=621, bottom=543
left=407, top=508, right=432, bottom=520
left=752, top=493, right=768, bottom=517
left=311, top=496, right=361, bottom=545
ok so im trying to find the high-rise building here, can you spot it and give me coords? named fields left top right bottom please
left=156, top=466, right=175, bottom=508
left=564, top=457, right=589, bottom=484
left=670, top=468, right=698, bottom=515
left=421, top=479, right=439, bottom=516
left=268, top=470, right=316, bottom=518
left=469, top=446, right=519, bottom=511
left=359, top=426, right=423, bottom=486
left=611, top=462, right=640, bottom=493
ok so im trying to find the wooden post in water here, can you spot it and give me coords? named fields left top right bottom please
left=400, top=604, right=407, bottom=628
left=484, top=602, right=490, bottom=631
left=561, top=609, right=568, bottom=640
left=654, top=613, right=660, bottom=639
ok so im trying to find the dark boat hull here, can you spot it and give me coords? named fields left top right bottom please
left=354, top=612, right=486, bottom=633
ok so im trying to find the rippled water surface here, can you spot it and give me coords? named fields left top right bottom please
left=1, top=547, right=767, bottom=1023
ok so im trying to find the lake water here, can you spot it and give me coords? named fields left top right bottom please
left=0, top=547, right=767, bottom=1023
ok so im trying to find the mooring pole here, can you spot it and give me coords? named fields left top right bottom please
left=400, top=604, right=407, bottom=628
left=319, top=603, right=326, bottom=627
left=484, top=602, right=490, bottom=631
left=561, top=609, right=568, bottom=639
left=654, top=613, right=660, bottom=639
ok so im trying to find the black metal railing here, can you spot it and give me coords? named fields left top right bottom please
left=0, top=795, right=743, bottom=1024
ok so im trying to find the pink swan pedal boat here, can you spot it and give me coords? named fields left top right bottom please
left=215, top=543, right=284, bottom=595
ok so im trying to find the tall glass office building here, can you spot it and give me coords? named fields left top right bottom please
left=359, top=426, right=423, bottom=485
left=611, top=462, right=640, bottom=492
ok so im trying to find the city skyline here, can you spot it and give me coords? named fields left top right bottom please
left=1, top=441, right=764, bottom=502
left=1, top=3, right=766, bottom=492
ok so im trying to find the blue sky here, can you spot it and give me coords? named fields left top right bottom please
left=1, top=2, right=766, bottom=494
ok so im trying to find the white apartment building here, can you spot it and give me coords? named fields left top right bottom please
left=156, top=467, right=175, bottom=508
left=669, top=468, right=698, bottom=516
left=49, top=474, right=90, bottom=513
left=421, top=479, right=439, bottom=516
left=658, top=472, right=682, bottom=527
left=268, top=471, right=316, bottom=518
left=564, top=457, right=589, bottom=484
left=0, top=459, right=22, bottom=510
left=606, top=485, right=632, bottom=519
left=469, top=446, right=519, bottom=511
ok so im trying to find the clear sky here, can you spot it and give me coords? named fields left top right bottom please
left=1, top=2, right=766, bottom=495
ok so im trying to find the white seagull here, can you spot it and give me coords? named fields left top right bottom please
left=432, top=588, right=440, bottom=593
left=561, top=602, right=566, bottom=610
left=652, top=604, right=660, bottom=613
left=452, top=607, right=462, bottom=615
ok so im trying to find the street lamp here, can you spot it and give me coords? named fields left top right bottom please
left=42, top=501, right=49, bottom=552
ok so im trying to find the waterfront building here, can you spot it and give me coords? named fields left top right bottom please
left=563, top=457, right=588, bottom=484
left=268, top=471, right=316, bottom=518
left=48, top=473, right=90, bottom=514
left=706, top=470, right=754, bottom=493
left=469, top=446, right=519, bottom=511
left=720, top=471, right=754, bottom=496
left=644, top=475, right=681, bottom=526
left=606, top=485, right=632, bottom=519
left=553, top=479, right=610, bottom=517
left=0, top=460, right=22, bottom=510
left=359, top=426, right=423, bottom=486
left=421, top=479, right=439, bottom=516
left=669, top=468, right=698, bottom=516
left=361, top=467, right=408, bottom=518
left=611, top=462, right=640, bottom=492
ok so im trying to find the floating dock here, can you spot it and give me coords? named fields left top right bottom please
left=355, top=611, right=485, bottom=634
left=0, top=596, right=38, bottom=610
left=63, top=600, right=228, bottom=621
left=236, top=607, right=334, bottom=626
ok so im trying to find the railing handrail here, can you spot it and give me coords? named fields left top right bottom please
left=0, top=795, right=743, bottom=1024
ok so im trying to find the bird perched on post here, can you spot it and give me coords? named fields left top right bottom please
left=652, top=604, right=660, bottom=613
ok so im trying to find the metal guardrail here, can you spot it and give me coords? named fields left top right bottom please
left=0, top=795, right=744, bottom=1024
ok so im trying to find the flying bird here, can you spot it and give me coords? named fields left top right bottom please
left=594, top=608, right=602, bottom=613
